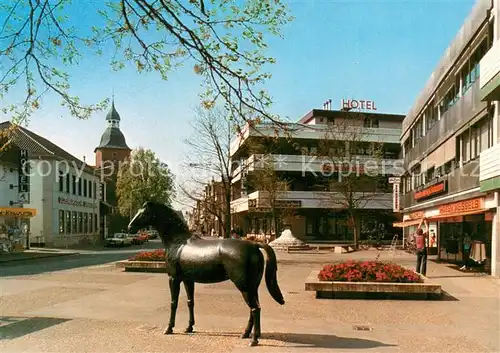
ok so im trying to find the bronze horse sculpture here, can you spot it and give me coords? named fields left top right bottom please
left=128, top=201, right=285, bottom=346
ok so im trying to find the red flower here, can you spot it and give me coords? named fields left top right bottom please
left=129, top=249, right=166, bottom=262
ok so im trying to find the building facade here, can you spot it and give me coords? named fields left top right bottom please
left=230, top=107, right=404, bottom=242
left=0, top=122, right=104, bottom=247
left=397, top=0, right=500, bottom=277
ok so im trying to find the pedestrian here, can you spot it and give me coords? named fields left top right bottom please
left=414, top=218, right=429, bottom=276
left=230, top=229, right=239, bottom=239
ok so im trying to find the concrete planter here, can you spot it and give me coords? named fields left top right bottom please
left=115, top=260, right=167, bottom=273
left=305, top=269, right=442, bottom=300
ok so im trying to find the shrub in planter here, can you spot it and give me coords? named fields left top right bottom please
left=318, top=260, right=422, bottom=283
left=129, top=249, right=166, bottom=262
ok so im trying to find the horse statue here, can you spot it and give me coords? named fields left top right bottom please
left=128, top=201, right=285, bottom=346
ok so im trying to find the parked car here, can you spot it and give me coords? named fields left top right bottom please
left=130, top=233, right=148, bottom=245
left=105, top=233, right=132, bottom=247
left=146, top=230, right=159, bottom=239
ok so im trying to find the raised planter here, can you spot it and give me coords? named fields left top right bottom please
left=305, top=269, right=442, bottom=300
left=116, top=260, right=167, bottom=273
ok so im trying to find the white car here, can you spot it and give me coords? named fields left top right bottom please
left=105, top=233, right=132, bottom=247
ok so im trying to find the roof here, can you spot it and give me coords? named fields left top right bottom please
left=106, top=101, right=121, bottom=121
left=95, top=127, right=131, bottom=151
left=297, top=109, right=406, bottom=125
left=0, top=121, right=95, bottom=174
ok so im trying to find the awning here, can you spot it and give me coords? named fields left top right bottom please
left=393, top=219, right=421, bottom=228
left=426, top=209, right=486, bottom=220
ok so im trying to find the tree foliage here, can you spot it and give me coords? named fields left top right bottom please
left=116, top=147, right=175, bottom=217
left=0, top=0, right=293, bottom=126
left=316, top=111, right=389, bottom=247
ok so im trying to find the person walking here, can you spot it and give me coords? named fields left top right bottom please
left=414, top=218, right=429, bottom=276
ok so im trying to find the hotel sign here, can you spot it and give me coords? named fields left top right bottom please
left=414, top=181, right=447, bottom=201
left=341, top=99, right=377, bottom=111
left=18, top=149, right=30, bottom=204
left=58, top=196, right=97, bottom=209
left=392, top=182, right=400, bottom=212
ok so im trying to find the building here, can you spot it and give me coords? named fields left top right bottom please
left=229, top=105, right=404, bottom=242
left=94, top=99, right=132, bottom=233
left=191, top=179, right=227, bottom=236
left=397, top=0, right=500, bottom=277
left=0, top=121, right=105, bottom=247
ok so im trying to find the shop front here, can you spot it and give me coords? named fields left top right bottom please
left=395, top=196, right=495, bottom=274
left=0, top=207, right=37, bottom=252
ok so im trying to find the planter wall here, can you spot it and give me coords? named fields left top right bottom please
left=305, top=268, right=442, bottom=300
left=116, top=260, right=167, bottom=273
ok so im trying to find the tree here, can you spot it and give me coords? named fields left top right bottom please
left=0, top=0, right=293, bottom=127
left=116, top=147, right=175, bottom=218
left=247, top=154, right=291, bottom=240
left=180, top=106, right=236, bottom=238
left=316, top=111, right=389, bottom=248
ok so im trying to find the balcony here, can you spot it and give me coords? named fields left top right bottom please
left=231, top=154, right=404, bottom=183
left=480, top=144, right=500, bottom=192
left=401, top=160, right=480, bottom=210
left=404, top=80, right=487, bottom=168
left=230, top=190, right=392, bottom=213
left=479, top=40, right=500, bottom=101
left=230, top=123, right=402, bottom=156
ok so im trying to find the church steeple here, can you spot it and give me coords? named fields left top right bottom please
left=94, top=98, right=131, bottom=153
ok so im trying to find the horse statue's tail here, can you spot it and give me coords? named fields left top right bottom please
left=258, top=243, right=285, bottom=305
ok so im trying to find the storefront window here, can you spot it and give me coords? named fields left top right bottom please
left=59, top=210, right=65, bottom=234
left=66, top=211, right=71, bottom=234
left=83, top=213, right=88, bottom=233
left=72, top=211, right=77, bottom=233
left=78, top=212, right=82, bottom=233
left=89, top=213, right=93, bottom=233
left=94, top=214, right=98, bottom=233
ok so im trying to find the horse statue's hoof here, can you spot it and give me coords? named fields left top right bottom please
left=163, top=327, right=173, bottom=335
left=249, top=341, right=259, bottom=347
left=241, top=332, right=250, bottom=339
left=184, top=326, right=194, bottom=333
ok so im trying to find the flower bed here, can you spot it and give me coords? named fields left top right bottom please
left=128, top=249, right=166, bottom=262
left=318, top=260, right=422, bottom=283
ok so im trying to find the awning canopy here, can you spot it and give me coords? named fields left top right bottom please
left=393, top=219, right=421, bottom=228
left=393, top=209, right=487, bottom=227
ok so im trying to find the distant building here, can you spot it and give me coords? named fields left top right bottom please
left=0, top=121, right=104, bottom=247
left=397, top=0, right=500, bottom=278
left=229, top=107, right=404, bottom=241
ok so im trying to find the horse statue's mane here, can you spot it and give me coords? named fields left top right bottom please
left=151, top=202, right=190, bottom=235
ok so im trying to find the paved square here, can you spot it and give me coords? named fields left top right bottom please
left=1, top=250, right=499, bottom=352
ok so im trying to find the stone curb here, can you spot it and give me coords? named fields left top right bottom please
left=0, top=252, right=79, bottom=264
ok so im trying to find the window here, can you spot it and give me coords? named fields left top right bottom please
left=78, top=179, right=82, bottom=196
left=83, top=213, right=88, bottom=233
left=444, top=159, right=455, bottom=175
left=59, top=172, right=64, bottom=192
left=89, top=213, right=93, bottom=233
left=65, top=211, right=71, bottom=234
left=59, top=210, right=65, bottom=234
left=425, top=167, right=435, bottom=183
left=471, top=127, right=479, bottom=160
left=89, top=181, right=92, bottom=198
left=78, top=212, right=83, bottom=233
left=66, top=174, right=70, bottom=193
left=462, top=130, right=471, bottom=162
left=94, top=214, right=98, bottom=233
left=72, top=175, right=76, bottom=194
left=83, top=179, right=87, bottom=197
left=72, top=211, right=77, bottom=233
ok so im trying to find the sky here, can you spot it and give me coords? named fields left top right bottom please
left=1, top=0, right=477, bottom=210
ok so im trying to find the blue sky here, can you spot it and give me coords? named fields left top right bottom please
left=2, top=0, right=476, bottom=209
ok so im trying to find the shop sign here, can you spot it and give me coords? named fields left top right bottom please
left=414, top=181, right=447, bottom=201
left=276, top=200, right=302, bottom=208
left=408, top=211, right=425, bottom=220
left=392, top=182, right=400, bottom=212
left=321, top=163, right=365, bottom=174
left=438, top=198, right=484, bottom=215
left=58, top=196, right=96, bottom=208
left=0, top=207, right=37, bottom=217
left=248, top=199, right=257, bottom=209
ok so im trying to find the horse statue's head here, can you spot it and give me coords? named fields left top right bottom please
left=128, top=201, right=189, bottom=236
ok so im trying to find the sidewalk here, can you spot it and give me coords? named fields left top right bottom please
left=0, top=248, right=79, bottom=263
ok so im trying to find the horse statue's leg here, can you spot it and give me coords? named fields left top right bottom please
left=241, top=291, right=261, bottom=346
left=164, top=277, right=181, bottom=335
left=183, top=280, right=195, bottom=333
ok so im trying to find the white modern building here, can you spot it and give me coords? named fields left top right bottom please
left=0, top=121, right=108, bottom=248
left=229, top=106, right=404, bottom=241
